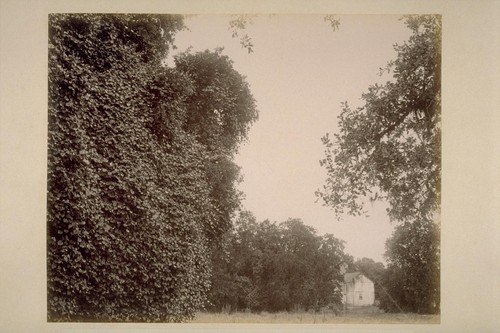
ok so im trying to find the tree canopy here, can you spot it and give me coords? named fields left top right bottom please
left=380, top=219, right=440, bottom=314
left=208, top=212, right=351, bottom=313
left=317, top=15, right=441, bottom=224
left=350, top=257, right=386, bottom=301
left=47, top=14, right=257, bottom=322
left=316, top=15, right=441, bottom=315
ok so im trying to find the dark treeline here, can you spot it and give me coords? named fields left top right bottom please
left=380, top=219, right=440, bottom=314
left=206, top=212, right=438, bottom=315
left=208, top=212, right=351, bottom=313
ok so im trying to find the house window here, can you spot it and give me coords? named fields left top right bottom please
left=359, top=294, right=363, bottom=300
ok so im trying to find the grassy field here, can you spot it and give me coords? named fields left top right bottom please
left=191, top=306, right=440, bottom=324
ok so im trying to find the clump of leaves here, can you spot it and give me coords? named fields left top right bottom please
left=324, top=15, right=340, bottom=31
left=228, top=15, right=257, bottom=53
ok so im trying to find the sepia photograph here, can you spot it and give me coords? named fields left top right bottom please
left=1, top=1, right=499, bottom=332
left=46, top=13, right=440, bottom=324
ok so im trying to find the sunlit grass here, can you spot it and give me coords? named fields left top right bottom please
left=190, top=306, right=440, bottom=324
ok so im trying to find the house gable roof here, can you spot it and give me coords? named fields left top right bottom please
left=344, top=272, right=370, bottom=283
left=344, top=272, right=362, bottom=283
left=344, top=272, right=375, bottom=284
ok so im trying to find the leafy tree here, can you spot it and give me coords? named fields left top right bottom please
left=174, top=49, right=258, bottom=154
left=317, top=15, right=441, bottom=224
left=316, top=15, right=441, bottom=314
left=308, top=233, right=348, bottom=310
left=47, top=14, right=257, bottom=322
left=208, top=213, right=349, bottom=313
left=206, top=211, right=259, bottom=312
left=351, top=257, right=386, bottom=301
left=174, top=49, right=258, bottom=235
left=380, top=219, right=440, bottom=314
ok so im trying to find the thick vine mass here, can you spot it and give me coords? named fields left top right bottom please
left=317, top=15, right=441, bottom=224
left=47, top=14, right=257, bottom=322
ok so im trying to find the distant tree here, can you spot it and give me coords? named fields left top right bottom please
left=380, top=219, right=440, bottom=314
left=352, top=257, right=386, bottom=301
left=208, top=213, right=349, bottom=313
left=311, top=234, right=348, bottom=309
left=276, top=219, right=322, bottom=311
left=207, top=211, right=259, bottom=312
left=317, top=15, right=441, bottom=224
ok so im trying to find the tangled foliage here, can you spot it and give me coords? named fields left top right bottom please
left=48, top=14, right=256, bottom=322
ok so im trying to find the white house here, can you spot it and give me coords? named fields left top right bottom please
left=342, top=272, right=375, bottom=307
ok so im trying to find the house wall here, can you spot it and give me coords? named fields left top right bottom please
left=343, top=274, right=375, bottom=307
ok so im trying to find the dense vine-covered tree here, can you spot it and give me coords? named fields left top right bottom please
left=47, top=14, right=257, bottom=322
left=317, top=15, right=441, bottom=224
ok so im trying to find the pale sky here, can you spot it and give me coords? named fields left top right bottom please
left=169, top=14, right=413, bottom=264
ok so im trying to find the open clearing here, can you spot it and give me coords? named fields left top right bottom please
left=191, top=306, right=440, bottom=324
